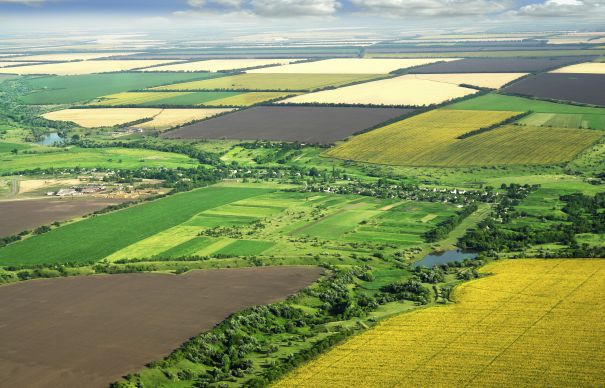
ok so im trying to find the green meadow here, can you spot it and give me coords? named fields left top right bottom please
left=0, top=146, right=198, bottom=174
left=20, top=72, right=223, bottom=104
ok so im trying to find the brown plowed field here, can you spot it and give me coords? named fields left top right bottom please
left=409, top=57, right=590, bottom=73
left=0, top=266, right=322, bottom=388
left=0, top=198, right=127, bottom=237
left=502, top=73, right=605, bottom=106
left=163, top=106, right=413, bottom=143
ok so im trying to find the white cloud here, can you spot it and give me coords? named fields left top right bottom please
left=250, top=0, right=340, bottom=16
left=181, top=0, right=340, bottom=17
left=349, top=0, right=511, bottom=17
left=514, top=0, right=603, bottom=17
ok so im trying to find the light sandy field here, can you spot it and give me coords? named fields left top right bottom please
left=248, top=58, right=459, bottom=74
left=0, top=60, right=179, bottom=75
left=141, top=59, right=300, bottom=72
left=0, top=61, right=32, bottom=68
left=280, top=75, right=477, bottom=106
left=550, top=62, right=605, bottom=74
left=10, top=52, right=138, bottom=61
left=409, top=73, right=527, bottom=89
left=18, top=178, right=82, bottom=194
left=138, top=108, right=234, bottom=129
left=43, top=108, right=233, bottom=129
left=43, top=108, right=162, bottom=127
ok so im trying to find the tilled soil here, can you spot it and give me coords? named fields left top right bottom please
left=0, top=266, right=322, bottom=388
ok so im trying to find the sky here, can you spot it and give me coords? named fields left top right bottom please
left=0, top=0, right=603, bottom=33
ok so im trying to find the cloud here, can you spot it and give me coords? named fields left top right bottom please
left=349, top=0, right=511, bottom=17
left=250, top=0, right=340, bottom=16
left=514, top=0, right=603, bottom=17
left=182, top=0, right=340, bottom=17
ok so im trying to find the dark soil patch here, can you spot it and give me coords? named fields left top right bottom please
left=163, top=106, right=413, bottom=143
left=0, top=266, right=322, bottom=388
left=502, top=73, right=605, bottom=107
left=408, top=57, right=591, bottom=73
left=0, top=197, right=127, bottom=237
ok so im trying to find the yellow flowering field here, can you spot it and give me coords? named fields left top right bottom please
left=276, top=259, right=605, bottom=387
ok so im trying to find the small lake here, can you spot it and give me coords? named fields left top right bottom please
left=37, top=132, right=64, bottom=146
left=413, top=249, right=478, bottom=268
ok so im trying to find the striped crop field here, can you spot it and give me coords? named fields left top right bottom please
left=276, top=259, right=605, bottom=387
left=325, top=110, right=516, bottom=166
left=325, top=109, right=602, bottom=166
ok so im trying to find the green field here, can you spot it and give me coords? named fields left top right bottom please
left=91, top=91, right=291, bottom=107
left=151, top=73, right=381, bottom=91
left=0, top=146, right=198, bottom=174
left=449, top=93, right=605, bottom=116
left=518, top=112, right=605, bottom=130
left=91, top=91, right=242, bottom=106
left=0, top=141, right=31, bottom=153
left=19, top=72, right=223, bottom=104
left=0, top=186, right=272, bottom=265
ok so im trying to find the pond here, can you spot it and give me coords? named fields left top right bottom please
left=412, top=249, right=478, bottom=268
left=37, top=132, right=64, bottom=146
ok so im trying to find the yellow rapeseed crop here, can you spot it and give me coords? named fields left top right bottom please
left=276, top=259, right=605, bottom=387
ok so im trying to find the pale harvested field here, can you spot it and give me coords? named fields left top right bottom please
left=138, top=108, right=234, bottom=129
left=18, top=178, right=81, bottom=194
left=43, top=108, right=233, bottom=129
left=0, top=60, right=179, bottom=75
left=142, top=59, right=299, bottom=72
left=409, top=73, right=527, bottom=89
left=276, top=259, right=605, bottom=387
left=280, top=75, right=477, bottom=106
left=248, top=58, right=459, bottom=74
left=43, top=108, right=161, bottom=127
left=10, top=52, right=137, bottom=61
left=551, top=62, right=605, bottom=74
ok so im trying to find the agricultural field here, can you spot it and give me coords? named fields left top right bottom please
left=0, top=146, right=198, bottom=174
left=408, top=73, right=527, bottom=89
left=9, top=52, right=136, bottom=61
left=91, top=91, right=291, bottom=107
left=0, top=60, right=181, bottom=75
left=43, top=108, right=163, bottom=127
left=0, top=197, right=127, bottom=237
left=141, top=58, right=299, bottom=72
left=20, top=72, right=218, bottom=104
left=550, top=62, right=605, bottom=74
left=365, top=50, right=605, bottom=58
left=0, top=266, right=321, bottom=388
left=448, top=93, right=605, bottom=129
left=43, top=108, right=233, bottom=129
left=517, top=112, right=605, bottom=129
left=0, top=184, right=460, bottom=266
left=0, top=61, right=32, bottom=68
left=325, top=109, right=601, bottom=166
left=151, top=73, right=381, bottom=91
left=163, top=106, right=413, bottom=143
left=280, top=75, right=478, bottom=106
left=247, top=58, right=459, bottom=74
left=501, top=73, right=605, bottom=106
left=408, top=57, right=591, bottom=73
left=277, top=259, right=605, bottom=387
left=0, top=186, right=272, bottom=265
